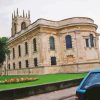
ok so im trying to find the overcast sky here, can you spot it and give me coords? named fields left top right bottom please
left=0, top=0, right=100, bottom=37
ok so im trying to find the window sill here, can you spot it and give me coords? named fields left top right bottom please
left=25, top=54, right=29, bottom=56
left=12, top=58, right=15, bottom=60
left=66, top=48, right=74, bottom=50
left=33, top=51, right=37, bottom=53
left=18, top=56, right=21, bottom=58
left=84, top=47, right=97, bottom=49
left=48, top=50, right=56, bottom=52
left=34, top=66, right=38, bottom=67
left=51, top=65, right=57, bottom=66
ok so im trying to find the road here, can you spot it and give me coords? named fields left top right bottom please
left=64, top=96, right=75, bottom=100
left=18, top=95, right=76, bottom=100
left=17, top=86, right=77, bottom=100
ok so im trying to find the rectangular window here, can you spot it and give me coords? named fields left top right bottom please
left=86, top=39, right=89, bottom=47
left=51, top=57, right=56, bottom=65
left=34, top=58, right=38, bottom=67
left=25, top=60, right=29, bottom=68
left=19, top=61, right=21, bottom=69
left=25, top=42, right=28, bottom=55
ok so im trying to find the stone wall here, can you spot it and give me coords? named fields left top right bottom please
left=7, top=17, right=100, bottom=75
left=3, top=62, right=100, bottom=75
left=2, top=67, right=44, bottom=75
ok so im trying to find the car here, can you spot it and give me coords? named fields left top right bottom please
left=76, top=69, right=100, bottom=100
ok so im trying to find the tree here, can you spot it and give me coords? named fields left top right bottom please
left=0, top=37, right=9, bottom=69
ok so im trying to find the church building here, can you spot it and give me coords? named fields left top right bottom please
left=7, top=9, right=100, bottom=75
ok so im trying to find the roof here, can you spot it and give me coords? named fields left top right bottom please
left=8, top=17, right=98, bottom=44
left=90, top=69, right=100, bottom=72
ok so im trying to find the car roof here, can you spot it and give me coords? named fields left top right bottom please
left=90, top=69, right=100, bottom=73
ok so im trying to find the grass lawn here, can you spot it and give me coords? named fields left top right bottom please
left=0, top=73, right=87, bottom=91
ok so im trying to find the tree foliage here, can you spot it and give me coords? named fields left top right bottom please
left=0, top=37, right=9, bottom=66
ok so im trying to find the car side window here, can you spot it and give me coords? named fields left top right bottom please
left=81, top=72, right=100, bottom=89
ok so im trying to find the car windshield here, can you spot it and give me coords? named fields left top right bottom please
left=81, top=72, right=100, bottom=89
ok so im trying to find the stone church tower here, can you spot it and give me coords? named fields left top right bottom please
left=11, top=8, right=31, bottom=36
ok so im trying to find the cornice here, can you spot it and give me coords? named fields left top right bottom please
left=8, top=17, right=98, bottom=44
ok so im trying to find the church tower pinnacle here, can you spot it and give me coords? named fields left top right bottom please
left=11, top=8, right=31, bottom=37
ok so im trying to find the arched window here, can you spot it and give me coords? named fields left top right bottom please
left=12, top=48, right=15, bottom=59
left=13, top=62, right=15, bottom=69
left=18, top=45, right=21, bottom=57
left=19, top=61, right=21, bottom=69
left=34, top=58, right=38, bottom=67
left=21, top=22, right=26, bottom=30
left=49, top=36, right=55, bottom=50
left=8, top=64, right=10, bottom=70
left=65, top=35, right=72, bottom=48
left=25, top=42, right=28, bottom=54
left=90, top=34, right=94, bottom=47
left=25, top=60, right=29, bottom=68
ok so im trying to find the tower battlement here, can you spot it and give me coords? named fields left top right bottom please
left=12, top=8, right=30, bottom=19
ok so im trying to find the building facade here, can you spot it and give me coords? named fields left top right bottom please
left=6, top=9, right=100, bottom=75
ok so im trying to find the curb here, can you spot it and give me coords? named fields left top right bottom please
left=54, top=94, right=75, bottom=100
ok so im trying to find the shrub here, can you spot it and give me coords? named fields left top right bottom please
left=2, top=77, right=38, bottom=84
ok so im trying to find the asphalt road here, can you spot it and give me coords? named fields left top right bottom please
left=63, top=96, right=75, bottom=100
left=17, top=86, right=77, bottom=100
